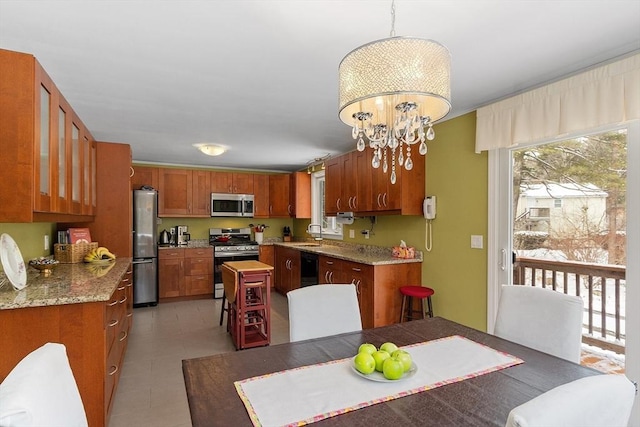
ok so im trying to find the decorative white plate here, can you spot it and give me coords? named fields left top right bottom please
left=351, top=358, right=418, bottom=382
left=0, top=233, right=27, bottom=290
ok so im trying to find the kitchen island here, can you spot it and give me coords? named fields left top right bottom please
left=0, top=257, right=133, bottom=427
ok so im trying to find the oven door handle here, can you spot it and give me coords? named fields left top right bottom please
left=215, top=252, right=259, bottom=258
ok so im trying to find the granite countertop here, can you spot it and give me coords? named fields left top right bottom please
left=0, top=257, right=132, bottom=310
left=269, top=241, right=423, bottom=266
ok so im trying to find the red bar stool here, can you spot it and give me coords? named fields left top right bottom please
left=400, top=285, right=435, bottom=322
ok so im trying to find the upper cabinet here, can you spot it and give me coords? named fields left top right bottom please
left=158, top=168, right=194, bottom=217
left=267, top=172, right=310, bottom=218
left=0, top=48, right=95, bottom=222
left=289, top=172, right=310, bottom=219
left=130, top=165, right=159, bottom=191
left=325, top=149, right=425, bottom=216
left=268, top=174, right=290, bottom=217
left=211, top=171, right=254, bottom=194
left=253, top=174, right=270, bottom=218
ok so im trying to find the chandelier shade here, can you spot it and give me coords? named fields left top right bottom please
left=338, top=37, right=451, bottom=126
left=338, top=35, right=451, bottom=184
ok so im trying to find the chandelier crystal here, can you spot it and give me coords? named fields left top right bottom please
left=338, top=2, right=451, bottom=184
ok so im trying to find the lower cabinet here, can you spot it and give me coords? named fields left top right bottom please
left=159, top=247, right=213, bottom=299
left=0, top=262, right=133, bottom=427
left=274, top=246, right=301, bottom=294
left=184, top=247, right=213, bottom=296
left=317, top=254, right=421, bottom=329
left=159, top=248, right=184, bottom=299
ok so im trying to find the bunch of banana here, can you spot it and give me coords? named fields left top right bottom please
left=83, top=246, right=116, bottom=263
left=85, top=261, right=116, bottom=277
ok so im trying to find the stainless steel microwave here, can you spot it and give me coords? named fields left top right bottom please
left=211, top=193, right=254, bottom=217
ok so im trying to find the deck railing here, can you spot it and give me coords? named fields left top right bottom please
left=513, top=256, right=626, bottom=354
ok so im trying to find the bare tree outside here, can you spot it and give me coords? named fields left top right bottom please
left=513, top=130, right=627, bottom=265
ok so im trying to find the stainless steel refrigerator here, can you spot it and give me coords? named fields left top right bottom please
left=132, top=189, right=158, bottom=306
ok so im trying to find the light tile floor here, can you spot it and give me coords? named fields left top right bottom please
left=108, top=294, right=622, bottom=427
left=108, top=293, right=290, bottom=427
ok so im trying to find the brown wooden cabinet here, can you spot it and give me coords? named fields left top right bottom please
left=157, top=168, right=211, bottom=217
left=268, top=174, right=290, bottom=217
left=158, top=168, right=193, bottom=216
left=317, top=252, right=421, bottom=328
left=318, top=255, right=346, bottom=284
left=159, top=248, right=185, bottom=299
left=289, top=172, right=311, bottom=218
left=324, top=156, right=342, bottom=216
left=191, top=170, right=212, bottom=216
left=253, top=174, right=270, bottom=218
left=79, top=142, right=132, bottom=258
left=0, top=48, right=95, bottom=222
left=325, top=148, right=425, bottom=216
left=274, top=246, right=301, bottom=293
left=0, top=262, right=132, bottom=427
left=211, top=171, right=254, bottom=194
left=131, top=165, right=158, bottom=190
left=159, top=247, right=213, bottom=298
left=184, top=247, right=213, bottom=296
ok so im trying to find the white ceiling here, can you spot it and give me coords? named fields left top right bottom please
left=1, top=1, right=639, bottom=172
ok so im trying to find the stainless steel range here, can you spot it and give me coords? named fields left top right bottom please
left=210, top=228, right=259, bottom=298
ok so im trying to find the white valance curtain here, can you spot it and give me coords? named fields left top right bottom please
left=475, top=53, right=640, bottom=153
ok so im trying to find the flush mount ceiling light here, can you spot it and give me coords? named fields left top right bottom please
left=194, top=144, right=226, bottom=156
left=338, top=0, right=451, bottom=184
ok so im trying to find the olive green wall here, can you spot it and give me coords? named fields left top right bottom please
left=424, top=112, right=488, bottom=330
left=0, top=223, right=56, bottom=272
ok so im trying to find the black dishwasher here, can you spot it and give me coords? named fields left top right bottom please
left=300, top=251, right=319, bottom=287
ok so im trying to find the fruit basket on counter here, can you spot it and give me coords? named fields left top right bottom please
left=54, top=242, right=99, bottom=264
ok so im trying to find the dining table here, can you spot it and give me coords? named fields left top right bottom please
left=182, top=317, right=600, bottom=426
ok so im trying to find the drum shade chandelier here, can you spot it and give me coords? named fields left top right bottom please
left=338, top=0, right=451, bottom=184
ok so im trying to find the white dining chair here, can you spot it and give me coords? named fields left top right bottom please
left=494, top=284, right=583, bottom=363
left=287, top=284, right=362, bottom=342
left=505, top=374, right=635, bottom=427
left=0, top=342, right=88, bottom=427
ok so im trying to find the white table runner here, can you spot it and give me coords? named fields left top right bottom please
left=235, top=335, right=523, bottom=426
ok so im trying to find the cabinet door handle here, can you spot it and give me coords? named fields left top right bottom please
left=108, top=300, right=118, bottom=307
left=118, top=285, right=125, bottom=291
left=120, top=296, right=127, bottom=304
left=326, top=261, right=333, bottom=265
left=119, top=330, right=128, bottom=342
left=383, top=193, right=388, bottom=207
left=336, top=198, right=341, bottom=211
left=352, top=267, right=361, bottom=272
left=353, top=196, right=357, bottom=210
left=377, top=193, right=382, bottom=207
left=108, top=319, right=118, bottom=327
left=329, top=271, right=334, bottom=284
left=108, top=365, right=118, bottom=376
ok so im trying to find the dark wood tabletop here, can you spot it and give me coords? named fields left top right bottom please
left=182, top=317, right=599, bottom=426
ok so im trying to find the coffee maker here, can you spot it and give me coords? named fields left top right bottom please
left=174, top=225, right=189, bottom=246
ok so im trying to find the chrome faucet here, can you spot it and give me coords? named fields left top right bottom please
left=307, top=223, right=323, bottom=241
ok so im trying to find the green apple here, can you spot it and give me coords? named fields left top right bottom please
left=354, top=352, right=376, bottom=375
left=358, top=343, right=377, bottom=355
left=371, top=350, right=391, bottom=372
left=380, top=342, right=398, bottom=355
left=392, top=349, right=413, bottom=372
left=382, top=356, right=404, bottom=380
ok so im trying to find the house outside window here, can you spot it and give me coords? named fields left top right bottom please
left=311, top=170, right=342, bottom=239
left=554, top=199, right=562, bottom=208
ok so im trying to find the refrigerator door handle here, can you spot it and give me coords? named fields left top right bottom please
left=132, top=259, right=154, bottom=264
